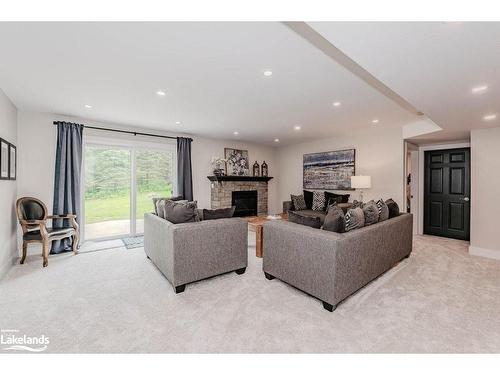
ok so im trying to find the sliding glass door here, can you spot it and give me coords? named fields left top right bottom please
left=83, top=138, right=176, bottom=241
left=135, top=150, right=174, bottom=234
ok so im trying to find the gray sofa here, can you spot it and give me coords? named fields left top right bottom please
left=144, top=213, right=248, bottom=293
left=263, top=213, right=413, bottom=311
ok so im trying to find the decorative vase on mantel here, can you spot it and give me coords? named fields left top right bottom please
left=253, top=161, right=260, bottom=177
left=261, top=161, right=268, bottom=177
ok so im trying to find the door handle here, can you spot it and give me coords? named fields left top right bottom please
left=463, top=197, right=470, bottom=202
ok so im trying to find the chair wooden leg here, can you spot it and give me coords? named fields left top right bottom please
left=72, top=233, right=79, bottom=255
left=20, top=241, right=27, bottom=264
left=42, top=241, right=49, bottom=267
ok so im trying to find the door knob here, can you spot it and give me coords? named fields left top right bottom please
left=463, top=197, right=470, bottom=201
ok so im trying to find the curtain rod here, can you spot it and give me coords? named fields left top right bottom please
left=52, top=121, right=191, bottom=141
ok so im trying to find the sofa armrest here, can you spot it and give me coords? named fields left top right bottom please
left=332, top=213, right=413, bottom=303
left=144, top=213, right=175, bottom=283
left=263, top=220, right=341, bottom=304
left=170, top=218, right=248, bottom=286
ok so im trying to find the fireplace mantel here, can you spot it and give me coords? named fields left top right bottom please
left=207, top=175, right=273, bottom=182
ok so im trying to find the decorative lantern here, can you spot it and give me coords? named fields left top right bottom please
left=261, top=161, right=268, bottom=177
left=253, top=161, right=260, bottom=176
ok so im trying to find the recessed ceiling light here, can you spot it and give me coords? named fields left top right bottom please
left=274, top=138, right=280, bottom=142
left=233, top=131, right=239, bottom=135
left=483, top=114, right=497, bottom=121
left=294, top=125, right=301, bottom=131
left=332, top=101, right=341, bottom=107
left=156, top=90, right=166, bottom=96
left=372, top=119, right=379, bottom=124
left=472, top=85, right=488, bottom=94
left=263, top=70, right=273, bottom=77
left=175, top=121, right=181, bottom=125
left=84, top=104, right=92, bottom=108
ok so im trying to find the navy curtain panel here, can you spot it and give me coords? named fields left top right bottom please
left=51, top=121, right=84, bottom=254
left=177, top=137, right=193, bottom=201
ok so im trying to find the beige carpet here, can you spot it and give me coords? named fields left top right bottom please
left=1, top=234, right=500, bottom=353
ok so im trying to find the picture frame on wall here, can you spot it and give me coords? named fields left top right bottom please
left=224, top=148, right=250, bottom=176
left=9, top=143, right=16, bottom=180
left=0, top=138, right=9, bottom=180
left=303, top=148, right=356, bottom=190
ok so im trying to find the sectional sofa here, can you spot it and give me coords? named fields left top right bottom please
left=262, top=213, right=413, bottom=311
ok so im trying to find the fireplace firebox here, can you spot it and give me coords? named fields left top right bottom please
left=231, top=190, right=258, bottom=217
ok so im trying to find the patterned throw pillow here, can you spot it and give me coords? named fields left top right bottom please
left=290, top=194, right=307, bottom=211
left=363, top=201, right=379, bottom=226
left=312, top=191, right=326, bottom=211
left=376, top=199, right=389, bottom=221
left=344, top=207, right=365, bottom=232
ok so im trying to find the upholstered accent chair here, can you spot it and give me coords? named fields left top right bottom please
left=16, top=197, right=79, bottom=267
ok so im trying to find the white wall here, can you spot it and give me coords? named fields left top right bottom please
left=469, top=127, right=500, bottom=260
left=0, top=89, right=17, bottom=279
left=276, top=126, right=405, bottom=208
left=16, top=111, right=280, bottom=246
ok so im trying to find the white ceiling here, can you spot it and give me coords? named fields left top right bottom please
left=0, top=22, right=418, bottom=146
left=308, top=22, right=500, bottom=144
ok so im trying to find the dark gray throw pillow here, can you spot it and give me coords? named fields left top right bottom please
left=288, top=211, right=321, bottom=229
left=324, top=191, right=350, bottom=204
left=164, top=200, right=199, bottom=224
left=203, top=206, right=236, bottom=220
left=303, top=190, right=314, bottom=209
left=322, top=205, right=345, bottom=233
left=363, top=201, right=379, bottom=226
left=344, top=207, right=365, bottom=232
left=290, top=194, right=307, bottom=211
left=385, top=198, right=400, bottom=218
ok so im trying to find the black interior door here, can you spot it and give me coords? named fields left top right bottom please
left=424, top=148, right=470, bottom=240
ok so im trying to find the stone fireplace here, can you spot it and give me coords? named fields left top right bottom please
left=208, top=176, right=273, bottom=217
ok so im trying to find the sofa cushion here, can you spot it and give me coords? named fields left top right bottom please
left=344, top=207, right=365, bottom=232
left=363, top=201, right=379, bottom=226
left=164, top=200, right=199, bottom=224
left=376, top=199, right=389, bottom=221
left=203, top=206, right=236, bottom=220
left=291, top=194, right=307, bottom=211
left=312, top=191, right=327, bottom=211
left=288, top=211, right=321, bottom=229
left=322, top=205, right=345, bottom=233
left=324, top=191, right=350, bottom=205
left=293, top=209, right=327, bottom=225
left=385, top=198, right=400, bottom=218
left=303, top=190, right=314, bottom=209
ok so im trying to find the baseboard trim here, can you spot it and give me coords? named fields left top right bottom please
left=469, top=245, right=500, bottom=261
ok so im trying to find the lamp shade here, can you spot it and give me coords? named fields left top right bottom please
left=351, top=175, right=371, bottom=189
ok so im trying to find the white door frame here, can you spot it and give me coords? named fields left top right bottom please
left=82, top=135, right=177, bottom=242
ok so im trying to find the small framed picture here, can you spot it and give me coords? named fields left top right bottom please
left=0, top=139, right=9, bottom=180
left=8, top=143, right=16, bottom=180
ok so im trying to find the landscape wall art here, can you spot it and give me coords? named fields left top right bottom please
left=303, top=149, right=355, bottom=190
